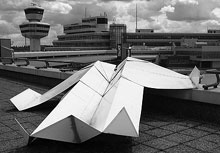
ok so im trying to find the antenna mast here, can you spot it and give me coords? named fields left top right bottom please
left=85, top=8, right=87, bottom=18
left=136, top=3, right=137, bottom=32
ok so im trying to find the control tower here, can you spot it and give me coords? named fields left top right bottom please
left=20, top=3, right=50, bottom=52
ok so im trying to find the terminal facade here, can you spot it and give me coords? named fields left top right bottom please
left=48, top=15, right=220, bottom=51
left=52, top=15, right=110, bottom=51
left=45, top=15, right=220, bottom=68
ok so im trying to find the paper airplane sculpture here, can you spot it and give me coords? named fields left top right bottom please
left=11, top=57, right=199, bottom=144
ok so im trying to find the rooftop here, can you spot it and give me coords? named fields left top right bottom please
left=2, top=74, right=220, bottom=152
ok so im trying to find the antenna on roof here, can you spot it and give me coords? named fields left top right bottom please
left=85, top=8, right=87, bottom=18
left=136, top=3, right=138, bottom=32
left=31, top=2, right=37, bottom=6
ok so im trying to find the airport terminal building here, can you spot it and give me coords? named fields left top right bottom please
left=51, top=15, right=110, bottom=51
left=46, top=15, right=220, bottom=51
left=44, top=15, right=220, bottom=68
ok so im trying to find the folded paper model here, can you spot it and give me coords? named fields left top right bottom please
left=11, top=57, right=200, bottom=144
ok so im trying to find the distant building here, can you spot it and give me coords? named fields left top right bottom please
left=20, top=3, right=50, bottom=52
left=208, top=29, right=220, bottom=34
left=46, top=15, right=220, bottom=51
left=51, top=15, right=110, bottom=51
left=180, top=38, right=198, bottom=48
left=109, top=24, right=126, bottom=49
left=45, top=15, right=220, bottom=69
left=186, top=46, right=220, bottom=68
left=124, top=32, right=220, bottom=47
left=64, top=15, right=108, bottom=34
left=160, top=44, right=220, bottom=68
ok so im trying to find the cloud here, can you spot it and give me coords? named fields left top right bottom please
left=211, top=8, right=220, bottom=18
left=201, top=19, right=220, bottom=30
left=165, top=0, right=220, bottom=21
left=43, top=1, right=117, bottom=26
left=98, top=0, right=133, bottom=2
left=1, top=11, right=25, bottom=26
left=166, top=1, right=209, bottom=21
left=0, top=0, right=31, bottom=11
left=5, top=33, right=25, bottom=46
left=0, top=20, right=19, bottom=35
left=41, top=1, right=72, bottom=14
left=160, top=5, right=175, bottom=13
left=178, top=0, right=199, bottom=5
left=0, top=20, right=22, bottom=46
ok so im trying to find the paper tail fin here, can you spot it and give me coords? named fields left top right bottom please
left=189, top=66, right=201, bottom=87
left=15, top=118, right=36, bottom=145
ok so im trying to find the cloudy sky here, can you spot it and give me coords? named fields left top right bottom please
left=1, top=0, right=220, bottom=46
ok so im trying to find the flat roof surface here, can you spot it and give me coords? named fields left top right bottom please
left=2, top=76, right=220, bottom=152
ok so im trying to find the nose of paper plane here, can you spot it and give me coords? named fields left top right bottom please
left=31, top=115, right=101, bottom=143
left=103, top=108, right=139, bottom=137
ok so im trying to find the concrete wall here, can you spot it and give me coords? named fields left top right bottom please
left=0, top=39, right=13, bottom=64
left=0, top=39, right=11, bottom=57
left=0, top=63, right=72, bottom=87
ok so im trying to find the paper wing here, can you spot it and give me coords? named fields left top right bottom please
left=122, top=57, right=195, bottom=89
left=10, top=65, right=91, bottom=111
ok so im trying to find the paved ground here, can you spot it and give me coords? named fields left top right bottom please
left=1, top=76, right=220, bottom=153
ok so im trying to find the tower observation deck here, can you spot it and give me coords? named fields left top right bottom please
left=20, top=3, right=50, bottom=51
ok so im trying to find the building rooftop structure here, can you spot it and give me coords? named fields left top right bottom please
left=125, top=32, right=220, bottom=47
left=20, top=3, right=50, bottom=52
left=50, top=14, right=110, bottom=51
left=64, top=15, right=108, bottom=34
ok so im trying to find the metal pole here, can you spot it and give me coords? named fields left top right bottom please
left=85, top=8, right=87, bottom=18
left=25, top=35, right=26, bottom=47
left=136, top=4, right=137, bottom=32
